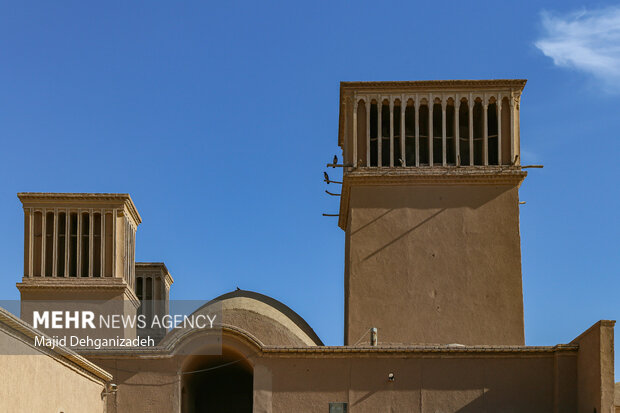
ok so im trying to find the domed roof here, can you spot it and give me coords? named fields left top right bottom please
left=161, top=289, right=323, bottom=349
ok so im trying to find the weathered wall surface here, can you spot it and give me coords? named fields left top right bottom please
left=81, top=321, right=617, bottom=413
left=92, top=357, right=181, bottom=413
left=0, top=332, right=107, bottom=413
left=256, top=350, right=576, bottom=413
left=572, top=320, right=616, bottom=413
left=345, top=184, right=525, bottom=346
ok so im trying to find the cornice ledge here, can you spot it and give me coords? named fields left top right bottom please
left=343, top=169, right=527, bottom=185
left=340, top=79, right=527, bottom=91
left=17, top=278, right=140, bottom=308
left=260, top=343, right=578, bottom=354
left=17, top=192, right=142, bottom=225
left=18, top=277, right=128, bottom=287
left=135, top=262, right=174, bottom=285
left=337, top=169, right=527, bottom=230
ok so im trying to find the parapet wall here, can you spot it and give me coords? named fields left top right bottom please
left=77, top=321, right=615, bottom=413
left=571, top=320, right=616, bottom=413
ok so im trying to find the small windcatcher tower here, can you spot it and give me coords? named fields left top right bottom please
left=17, top=193, right=141, bottom=337
left=338, top=80, right=527, bottom=346
left=135, top=262, right=173, bottom=342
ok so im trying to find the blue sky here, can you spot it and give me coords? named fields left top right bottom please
left=0, top=0, right=618, bottom=375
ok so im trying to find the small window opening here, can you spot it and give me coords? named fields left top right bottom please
left=369, top=101, right=378, bottom=167
left=501, top=97, right=511, bottom=165
left=432, top=102, right=442, bottom=165
left=381, top=101, right=390, bottom=166
left=136, top=277, right=143, bottom=316
left=81, top=213, right=89, bottom=277
left=56, top=213, right=66, bottom=277
left=393, top=102, right=401, bottom=166
left=405, top=100, right=415, bottom=166
left=45, top=212, right=54, bottom=276
left=473, top=100, right=484, bottom=165
left=488, top=102, right=498, bottom=165
left=24, top=213, right=29, bottom=276
left=356, top=100, right=367, bottom=167
left=69, top=213, right=78, bottom=277
left=459, top=100, right=470, bottom=165
left=446, top=102, right=456, bottom=165
left=418, top=104, right=429, bottom=165
left=33, top=212, right=42, bottom=277
left=93, top=213, right=101, bottom=277
left=146, top=277, right=153, bottom=321
left=104, top=213, right=113, bottom=277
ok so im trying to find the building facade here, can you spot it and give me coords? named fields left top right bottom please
left=0, top=79, right=617, bottom=413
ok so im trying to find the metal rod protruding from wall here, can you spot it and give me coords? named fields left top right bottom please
left=326, top=163, right=353, bottom=168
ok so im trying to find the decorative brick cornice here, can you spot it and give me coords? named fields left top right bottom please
left=261, top=343, right=577, bottom=355
left=135, top=262, right=174, bottom=286
left=17, top=192, right=142, bottom=225
left=16, top=277, right=140, bottom=308
left=338, top=167, right=527, bottom=230
left=345, top=166, right=527, bottom=181
left=340, top=79, right=527, bottom=91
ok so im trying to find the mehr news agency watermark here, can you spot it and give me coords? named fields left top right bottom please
left=31, top=310, right=217, bottom=350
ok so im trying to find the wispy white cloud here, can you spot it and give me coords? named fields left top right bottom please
left=535, top=6, right=620, bottom=92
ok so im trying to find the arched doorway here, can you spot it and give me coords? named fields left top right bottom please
left=181, top=347, right=253, bottom=413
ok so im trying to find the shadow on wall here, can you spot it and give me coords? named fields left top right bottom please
left=350, top=184, right=514, bottom=211
left=350, top=184, right=517, bottom=263
left=269, top=355, right=576, bottom=412
left=362, top=208, right=446, bottom=262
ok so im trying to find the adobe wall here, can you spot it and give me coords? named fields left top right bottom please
left=256, top=349, right=576, bottom=412
left=0, top=332, right=107, bottom=413
left=91, top=357, right=181, bottom=413
left=571, top=320, right=615, bottom=413
left=345, top=184, right=524, bottom=346
left=92, top=347, right=577, bottom=413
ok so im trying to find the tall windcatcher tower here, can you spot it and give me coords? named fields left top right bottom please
left=338, top=80, right=527, bottom=346
left=16, top=193, right=141, bottom=337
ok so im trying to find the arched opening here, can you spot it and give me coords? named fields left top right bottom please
left=145, top=276, right=153, bottom=321
left=432, top=101, right=442, bottom=165
left=487, top=100, right=498, bottom=165
left=69, top=212, right=78, bottom=277
left=136, top=276, right=143, bottom=313
left=418, top=103, right=429, bottom=165
left=33, top=211, right=42, bottom=276
left=381, top=100, right=390, bottom=166
left=56, top=212, right=66, bottom=277
left=405, top=99, right=415, bottom=166
left=181, top=347, right=253, bottom=413
left=393, top=99, right=401, bottom=166
left=369, top=100, right=378, bottom=167
left=104, top=212, right=113, bottom=277
left=45, top=211, right=54, bottom=276
left=459, top=99, right=470, bottom=166
left=93, top=213, right=101, bottom=277
left=446, top=99, right=455, bottom=165
left=472, top=99, right=484, bottom=165
left=80, top=212, right=89, bottom=277
left=356, top=99, right=367, bottom=167
left=501, top=97, right=511, bottom=165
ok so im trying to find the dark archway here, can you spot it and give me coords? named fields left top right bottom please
left=181, top=348, right=253, bottom=413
